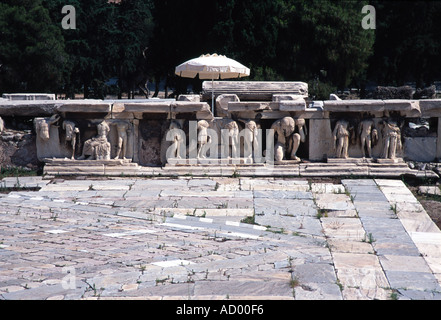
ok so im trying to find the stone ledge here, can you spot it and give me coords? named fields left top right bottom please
left=323, top=99, right=385, bottom=112
left=42, top=161, right=437, bottom=178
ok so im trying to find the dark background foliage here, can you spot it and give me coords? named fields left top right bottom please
left=0, top=0, right=440, bottom=99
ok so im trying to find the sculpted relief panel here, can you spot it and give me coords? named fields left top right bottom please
left=34, top=116, right=134, bottom=162
left=328, top=116, right=403, bottom=161
left=32, top=112, right=408, bottom=166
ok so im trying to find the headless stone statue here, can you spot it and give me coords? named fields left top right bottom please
left=78, top=121, right=111, bottom=160
left=197, top=120, right=210, bottom=158
left=333, top=120, right=350, bottom=158
left=62, top=120, right=80, bottom=160
left=167, top=120, right=185, bottom=159
left=381, top=120, right=402, bottom=159
left=289, top=118, right=306, bottom=161
left=359, top=119, right=378, bottom=158
left=271, top=117, right=306, bottom=161
left=112, top=121, right=130, bottom=160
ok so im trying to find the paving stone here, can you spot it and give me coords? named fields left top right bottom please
left=353, top=204, right=395, bottom=218
left=379, top=255, right=433, bottom=273
left=133, top=282, right=196, bottom=298
left=327, top=239, right=375, bottom=254
left=294, top=282, right=342, bottom=300
left=292, top=263, right=337, bottom=284
left=398, top=213, right=440, bottom=233
left=397, top=288, right=441, bottom=300
left=342, top=179, right=378, bottom=186
left=385, top=271, right=441, bottom=292
left=254, top=198, right=316, bottom=216
left=0, top=176, right=48, bottom=189
left=342, top=286, right=392, bottom=300
left=310, top=183, right=345, bottom=194
left=254, top=214, right=323, bottom=237
left=323, top=210, right=358, bottom=218
left=193, top=280, right=293, bottom=297
left=253, top=190, right=313, bottom=199
left=1, top=283, right=87, bottom=300
left=332, top=252, right=390, bottom=299
left=350, top=192, right=389, bottom=202
left=321, top=218, right=366, bottom=241
left=314, top=193, right=355, bottom=211
left=0, top=176, right=440, bottom=300
left=373, top=242, right=421, bottom=257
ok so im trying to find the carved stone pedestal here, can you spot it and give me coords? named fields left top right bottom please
left=375, top=158, right=402, bottom=164
left=43, top=158, right=137, bottom=176
left=274, top=159, right=302, bottom=165
left=166, top=157, right=256, bottom=166
left=327, top=158, right=371, bottom=165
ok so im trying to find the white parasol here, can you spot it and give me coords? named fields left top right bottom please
left=175, top=53, right=250, bottom=113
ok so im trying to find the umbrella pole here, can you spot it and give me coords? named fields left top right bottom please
left=211, top=78, right=214, bottom=116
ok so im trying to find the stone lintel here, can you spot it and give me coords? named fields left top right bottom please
left=0, top=100, right=58, bottom=116
left=56, top=101, right=112, bottom=113
left=196, top=111, right=214, bottom=121
left=382, top=99, right=421, bottom=116
left=120, top=102, right=171, bottom=113
left=279, top=100, right=306, bottom=111
left=272, top=94, right=305, bottom=102
left=419, top=99, right=441, bottom=117
left=323, top=100, right=385, bottom=112
left=228, top=101, right=276, bottom=111
left=257, top=111, right=291, bottom=119
left=170, top=101, right=211, bottom=113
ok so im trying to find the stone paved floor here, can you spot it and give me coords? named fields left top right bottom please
left=0, top=176, right=440, bottom=300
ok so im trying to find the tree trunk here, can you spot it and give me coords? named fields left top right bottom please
left=153, top=74, right=160, bottom=97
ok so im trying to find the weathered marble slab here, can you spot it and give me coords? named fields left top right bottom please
left=202, top=81, right=308, bottom=101
left=115, top=102, right=171, bottom=113
left=57, top=100, right=112, bottom=113
left=383, top=99, right=421, bottom=116
left=323, top=99, right=385, bottom=112
left=0, top=100, right=58, bottom=116
left=2, top=93, right=55, bottom=100
left=170, top=101, right=211, bottom=113
left=279, top=100, right=306, bottom=111
left=419, top=99, right=441, bottom=117
left=227, top=101, right=276, bottom=111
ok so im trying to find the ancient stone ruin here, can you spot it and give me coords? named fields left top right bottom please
left=1, top=83, right=440, bottom=177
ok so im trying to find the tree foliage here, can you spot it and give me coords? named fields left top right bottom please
left=0, top=0, right=67, bottom=93
left=368, top=0, right=441, bottom=88
left=0, top=0, right=440, bottom=97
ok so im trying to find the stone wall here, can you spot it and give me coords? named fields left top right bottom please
left=1, top=83, right=441, bottom=175
left=0, top=117, right=39, bottom=170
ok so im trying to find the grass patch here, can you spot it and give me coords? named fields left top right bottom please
left=240, top=213, right=256, bottom=225
left=0, top=166, right=38, bottom=179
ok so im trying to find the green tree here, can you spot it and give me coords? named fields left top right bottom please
left=0, top=0, right=68, bottom=94
left=368, top=1, right=441, bottom=88
left=213, top=0, right=284, bottom=80
left=150, top=0, right=375, bottom=93
left=274, top=0, right=375, bottom=90
left=149, top=0, right=220, bottom=97
left=44, top=0, right=154, bottom=99
left=106, top=0, right=154, bottom=98
left=43, top=0, right=110, bottom=98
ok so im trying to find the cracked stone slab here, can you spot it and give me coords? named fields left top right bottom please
left=1, top=176, right=441, bottom=301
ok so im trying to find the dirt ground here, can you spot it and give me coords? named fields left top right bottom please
left=419, top=199, right=441, bottom=229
